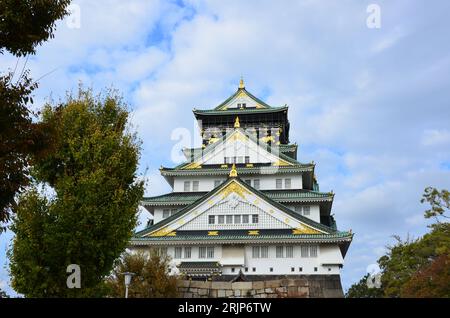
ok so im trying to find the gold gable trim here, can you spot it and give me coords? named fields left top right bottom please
left=248, top=230, right=259, bottom=235
left=292, top=226, right=321, bottom=235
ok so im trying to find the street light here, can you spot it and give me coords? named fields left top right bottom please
left=123, top=272, right=135, bottom=298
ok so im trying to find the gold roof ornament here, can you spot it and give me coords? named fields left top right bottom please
left=229, top=163, right=238, bottom=177
left=239, top=76, right=245, bottom=89
left=234, top=116, right=240, bottom=128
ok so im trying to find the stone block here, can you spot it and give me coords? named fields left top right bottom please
left=218, top=290, right=226, bottom=298
left=177, top=280, right=191, bottom=288
left=190, top=281, right=211, bottom=288
left=225, top=290, right=233, bottom=297
left=198, top=288, right=209, bottom=296
left=252, top=281, right=264, bottom=289
left=264, top=288, right=274, bottom=293
left=234, top=290, right=241, bottom=297
left=212, top=281, right=232, bottom=289
left=232, top=282, right=252, bottom=290
left=265, top=280, right=281, bottom=288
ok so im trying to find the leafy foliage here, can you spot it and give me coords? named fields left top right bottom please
left=0, top=72, right=54, bottom=232
left=0, top=0, right=71, bottom=231
left=105, top=251, right=179, bottom=298
left=347, top=187, right=450, bottom=298
left=8, top=87, right=144, bottom=297
left=421, top=187, right=450, bottom=221
left=345, top=273, right=384, bottom=298
left=0, top=0, right=71, bottom=56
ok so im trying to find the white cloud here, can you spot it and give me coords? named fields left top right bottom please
left=421, top=129, right=450, bottom=146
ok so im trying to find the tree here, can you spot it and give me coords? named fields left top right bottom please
left=105, top=251, right=179, bottom=298
left=421, top=187, right=450, bottom=221
left=347, top=187, right=450, bottom=298
left=401, top=254, right=450, bottom=298
left=8, top=87, right=144, bottom=297
left=0, top=0, right=71, bottom=232
left=0, top=0, right=71, bottom=56
left=0, top=287, right=9, bottom=298
left=345, top=273, right=384, bottom=298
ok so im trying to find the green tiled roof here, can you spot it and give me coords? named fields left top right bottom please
left=135, top=177, right=339, bottom=238
left=131, top=232, right=352, bottom=244
left=193, top=106, right=288, bottom=116
left=142, top=189, right=333, bottom=206
left=212, top=87, right=274, bottom=110
left=160, top=164, right=313, bottom=177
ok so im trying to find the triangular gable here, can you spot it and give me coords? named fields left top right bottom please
left=181, top=129, right=296, bottom=169
left=215, top=88, right=272, bottom=110
left=140, top=178, right=332, bottom=238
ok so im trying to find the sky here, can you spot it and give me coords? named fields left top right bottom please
left=1, top=0, right=450, bottom=296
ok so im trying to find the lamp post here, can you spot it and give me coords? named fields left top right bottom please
left=123, top=272, right=135, bottom=298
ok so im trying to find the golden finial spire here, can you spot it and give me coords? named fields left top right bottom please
left=234, top=116, right=240, bottom=128
left=229, top=163, right=238, bottom=177
left=239, top=76, right=245, bottom=89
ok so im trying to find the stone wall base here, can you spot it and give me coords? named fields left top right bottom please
left=177, top=275, right=344, bottom=298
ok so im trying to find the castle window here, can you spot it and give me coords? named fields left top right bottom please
left=261, top=246, right=269, bottom=258
left=184, top=247, right=191, bottom=259
left=234, top=215, right=241, bottom=224
left=245, top=156, right=250, bottom=163
left=174, top=247, right=182, bottom=259
left=299, top=267, right=303, bottom=272
left=193, top=181, right=199, bottom=191
left=310, top=245, right=318, bottom=257
left=276, top=246, right=284, bottom=258
left=237, top=156, right=244, bottom=163
left=285, top=178, right=291, bottom=189
left=286, top=246, right=294, bottom=258
left=208, top=215, right=215, bottom=224
left=276, top=179, right=282, bottom=189
left=245, top=267, right=248, bottom=272
left=184, top=181, right=190, bottom=192
left=171, top=208, right=178, bottom=215
left=294, top=206, right=302, bottom=214
left=214, top=180, right=222, bottom=187
left=163, top=209, right=170, bottom=219
left=291, top=267, right=295, bottom=272
left=253, top=179, right=260, bottom=189
left=252, top=267, right=256, bottom=272
left=207, top=247, right=215, bottom=258
left=242, top=215, right=249, bottom=223
left=303, top=206, right=310, bottom=216
left=314, top=267, right=318, bottom=272
left=270, top=267, right=273, bottom=272
left=218, top=215, right=225, bottom=224
left=231, top=268, right=235, bottom=273
left=252, top=214, right=259, bottom=223
left=245, top=179, right=251, bottom=185
left=252, top=246, right=260, bottom=258
left=199, top=247, right=206, bottom=258
left=301, top=246, right=309, bottom=258
left=226, top=215, right=233, bottom=224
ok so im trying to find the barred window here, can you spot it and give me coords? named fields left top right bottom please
left=252, top=214, right=259, bottom=223
left=303, top=206, right=310, bottom=216
left=184, top=181, right=190, bottom=192
left=218, top=215, right=225, bottom=224
left=199, top=247, right=207, bottom=259
left=276, top=179, right=282, bottom=189
left=208, top=215, right=215, bottom=224
left=171, top=208, right=178, bottom=215
left=252, top=246, right=260, bottom=258
left=193, top=181, right=199, bottom=192
left=310, top=245, right=318, bottom=257
left=162, top=209, right=170, bottom=219
left=207, top=247, right=214, bottom=258
left=226, top=215, right=233, bottom=224
left=242, top=215, right=249, bottom=224
left=253, top=179, right=260, bottom=190
left=286, top=246, right=294, bottom=258
left=301, top=246, right=309, bottom=258
left=234, top=215, right=241, bottom=224
left=184, top=247, right=191, bottom=259
left=276, top=246, right=284, bottom=258
left=245, top=156, right=250, bottom=163
left=294, top=206, right=302, bottom=214
left=285, top=178, right=291, bottom=189
left=261, top=246, right=269, bottom=258
left=245, top=179, right=252, bottom=185
left=174, top=247, right=182, bottom=259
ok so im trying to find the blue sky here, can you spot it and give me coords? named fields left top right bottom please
left=1, top=0, right=450, bottom=296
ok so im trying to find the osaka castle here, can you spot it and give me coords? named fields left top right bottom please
left=130, top=79, right=353, bottom=281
